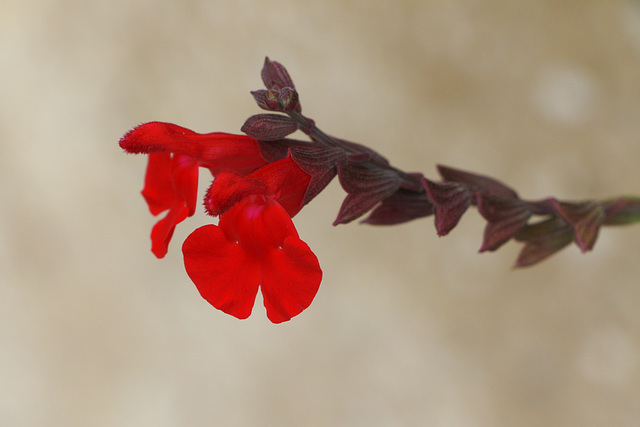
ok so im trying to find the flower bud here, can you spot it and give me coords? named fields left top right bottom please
left=278, top=87, right=301, bottom=112
left=261, top=57, right=296, bottom=91
left=251, top=90, right=282, bottom=111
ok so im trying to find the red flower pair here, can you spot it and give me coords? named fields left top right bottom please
left=120, top=121, right=322, bottom=323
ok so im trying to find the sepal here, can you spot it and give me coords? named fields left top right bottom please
left=290, top=146, right=345, bottom=205
left=437, top=165, right=518, bottom=199
left=361, top=189, right=434, bottom=225
left=250, top=89, right=281, bottom=112
left=423, top=178, right=472, bottom=236
left=334, top=161, right=402, bottom=225
left=514, top=217, right=574, bottom=267
left=602, top=197, right=640, bottom=225
left=261, top=57, right=297, bottom=91
left=477, top=194, right=532, bottom=252
left=241, top=114, right=298, bottom=141
left=551, top=199, right=604, bottom=252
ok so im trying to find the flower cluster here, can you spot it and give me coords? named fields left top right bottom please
left=120, top=58, right=640, bottom=323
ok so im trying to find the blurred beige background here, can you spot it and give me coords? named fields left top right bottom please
left=2, top=1, right=640, bottom=426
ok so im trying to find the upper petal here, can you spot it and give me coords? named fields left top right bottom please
left=120, top=122, right=268, bottom=175
left=170, top=154, right=199, bottom=216
left=204, top=170, right=267, bottom=217
left=248, top=157, right=311, bottom=217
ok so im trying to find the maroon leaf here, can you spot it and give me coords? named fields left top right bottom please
left=423, top=178, right=472, bottom=236
left=332, top=137, right=391, bottom=169
left=278, top=87, right=300, bottom=112
left=256, top=138, right=317, bottom=163
left=551, top=199, right=604, bottom=252
left=514, top=217, right=574, bottom=267
left=602, top=197, right=640, bottom=225
left=477, top=194, right=532, bottom=252
left=241, top=114, right=298, bottom=141
left=290, top=145, right=345, bottom=205
left=361, top=188, right=434, bottom=225
left=250, top=89, right=281, bottom=112
left=334, top=162, right=402, bottom=225
left=437, top=165, right=518, bottom=199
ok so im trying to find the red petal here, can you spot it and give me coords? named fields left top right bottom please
left=141, top=153, right=199, bottom=257
left=204, top=157, right=311, bottom=218
left=183, top=224, right=261, bottom=319
left=142, top=153, right=174, bottom=215
left=248, top=157, right=311, bottom=217
left=142, top=153, right=198, bottom=216
left=261, top=236, right=322, bottom=323
left=120, top=122, right=268, bottom=175
left=183, top=196, right=322, bottom=322
left=218, top=195, right=298, bottom=253
left=203, top=171, right=267, bottom=217
left=171, top=154, right=199, bottom=216
left=151, top=201, right=189, bottom=258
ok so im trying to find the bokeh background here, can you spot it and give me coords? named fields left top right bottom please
left=2, top=1, right=640, bottom=425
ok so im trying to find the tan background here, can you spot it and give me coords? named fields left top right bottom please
left=2, top=1, right=640, bottom=426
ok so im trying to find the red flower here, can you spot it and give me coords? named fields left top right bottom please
left=182, top=157, right=322, bottom=323
left=120, top=122, right=269, bottom=257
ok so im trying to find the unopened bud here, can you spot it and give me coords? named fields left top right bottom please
left=251, top=90, right=282, bottom=111
left=278, top=87, right=301, bottom=112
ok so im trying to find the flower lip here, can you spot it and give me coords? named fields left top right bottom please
left=183, top=194, right=321, bottom=323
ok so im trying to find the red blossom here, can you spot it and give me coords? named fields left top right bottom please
left=183, top=158, right=320, bottom=323
left=141, top=152, right=198, bottom=258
